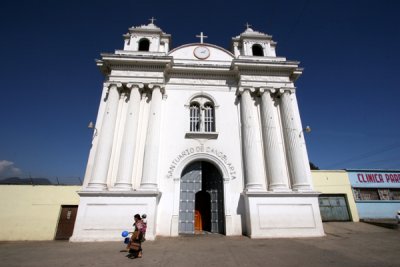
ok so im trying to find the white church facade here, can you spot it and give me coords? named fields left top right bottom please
left=71, top=21, right=324, bottom=241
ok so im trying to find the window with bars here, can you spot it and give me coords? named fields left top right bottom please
left=378, top=189, right=391, bottom=200
left=360, top=188, right=380, bottom=200
left=353, top=188, right=400, bottom=201
left=190, top=103, right=201, bottom=132
left=188, top=96, right=215, bottom=133
left=390, top=189, right=400, bottom=200
left=204, top=103, right=215, bottom=132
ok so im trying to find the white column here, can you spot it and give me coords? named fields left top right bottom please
left=140, top=84, right=164, bottom=190
left=164, top=41, right=169, bottom=53
left=259, top=88, right=290, bottom=191
left=292, top=93, right=314, bottom=190
left=87, top=83, right=122, bottom=190
left=238, top=87, right=265, bottom=191
left=279, top=89, right=311, bottom=191
left=243, top=42, right=249, bottom=56
left=233, top=43, right=240, bottom=57
left=113, top=83, right=143, bottom=190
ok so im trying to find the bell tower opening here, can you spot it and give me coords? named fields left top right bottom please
left=252, top=44, right=264, bottom=56
left=138, top=38, right=150, bottom=51
left=179, top=161, right=225, bottom=235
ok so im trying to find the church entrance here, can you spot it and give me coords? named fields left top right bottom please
left=179, top=161, right=225, bottom=235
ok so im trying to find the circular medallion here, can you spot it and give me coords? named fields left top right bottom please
left=194, top=46, right=210, bottom=59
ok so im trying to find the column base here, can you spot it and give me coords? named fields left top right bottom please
left=292, top=183, right=313, bottom=192
left=110, top=183, right=133, bottom=191
left=139, top=183, right=158, bottom=191
left=269, top=188, right=292, bottom=192
left=245, top=183, right=264, bottom=192
left=268, top=183, right=291, bottom=192
left=86, top=183, right=108, bottom=191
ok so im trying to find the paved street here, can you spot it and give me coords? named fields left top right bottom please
left=0, top=223, right=398, bottom=267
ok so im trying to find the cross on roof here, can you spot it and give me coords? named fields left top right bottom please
left=245, top=22, right=252, bottom=29
left=196, top=32, right=208, bottom=44
left=149, top=17, right=156, bottom=24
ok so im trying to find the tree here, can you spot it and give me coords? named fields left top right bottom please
left=309, top=162, right=320, bottom=170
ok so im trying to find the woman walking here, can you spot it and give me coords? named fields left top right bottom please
left=127, top=214, right=146, bottom=259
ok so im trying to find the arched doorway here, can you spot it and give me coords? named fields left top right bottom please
left=179, top=161, right=225, bottom=234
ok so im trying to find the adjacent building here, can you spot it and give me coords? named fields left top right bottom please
left=348, top=170, right=400, bottom=220
left=312, top=170, right=359, bottom=222
left=0, top=185, right=80, bottom=241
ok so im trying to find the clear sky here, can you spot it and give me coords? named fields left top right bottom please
left=0, top=0, right=399, bottom=182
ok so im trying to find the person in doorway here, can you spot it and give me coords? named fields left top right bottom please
left=396, top=211, right=400, bottom=224
left=127, top=214, right=146, bottom=259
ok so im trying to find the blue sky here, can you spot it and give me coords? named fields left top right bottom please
left=0, top=0, right=399, bottom=182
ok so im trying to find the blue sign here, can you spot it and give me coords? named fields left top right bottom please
left=348, top=171, right=400, bottom=188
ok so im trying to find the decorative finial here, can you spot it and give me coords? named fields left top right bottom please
left=245, top=22, right=252, bottom=29
left=149, top=17, right=156, bottom=24
left=195, top=32, right=208, bottom=44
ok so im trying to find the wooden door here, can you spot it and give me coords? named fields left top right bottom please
left=194, top=210, right=202, bottom=232
left=55, top=205, right=78, bottom=240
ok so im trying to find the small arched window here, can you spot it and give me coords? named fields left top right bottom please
left=252, top=44, right=264, bottom=56
left=138, top=38, right=150, bottom=51
left=189, top=96, right=215, bottom=133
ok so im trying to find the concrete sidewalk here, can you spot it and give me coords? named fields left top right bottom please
left=0, top=223, right=399, bottom=267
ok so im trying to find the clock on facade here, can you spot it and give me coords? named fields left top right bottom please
left=194, top=46, right=210, bottom=59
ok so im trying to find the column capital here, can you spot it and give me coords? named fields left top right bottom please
left=103, top=82, right=123, bottom=101
left=104, top=82, right=123, bottom=90
left=126, top=82, right=144, bottom=90
left=148, top=83, right=165, bottom=94
left=125, top=83, right=144, bottom=101
left=278, top=87, right=296, bottom=95
left=258, top=87, right=277, bottom=95
left=236, top=87, right=255, bottom=96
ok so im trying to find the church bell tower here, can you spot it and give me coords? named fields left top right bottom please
left=231, top=24, right=277, bottom=58
left=122, top=18, right=171, bottom=54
